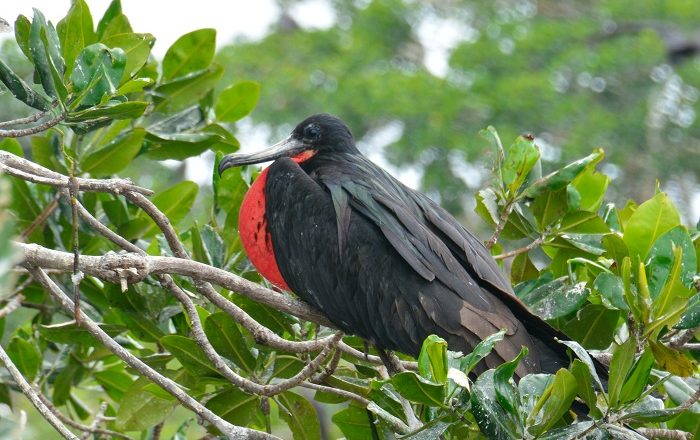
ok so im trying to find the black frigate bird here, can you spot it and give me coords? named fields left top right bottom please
left=218, top=113, right=571, bottom=378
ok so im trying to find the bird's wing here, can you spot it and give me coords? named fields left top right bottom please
left=316, top=156, right=507, bottom=314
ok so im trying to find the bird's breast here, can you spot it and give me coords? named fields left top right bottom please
left=238, top=167, right=290, bottom=290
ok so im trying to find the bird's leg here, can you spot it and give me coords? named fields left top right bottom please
left=363, top=340, right=370, bottom=361
left=376, top=348, right=402, bottom=376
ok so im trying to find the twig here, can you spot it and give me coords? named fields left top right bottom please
left=0, top=294, right=24, bottom=318
left=0, top=151, right=153, bottom=195
left=485, top=200, right=516, bottom=250
left=36, top=394, right=132, bottom=440
left=26, top=266, right=279, bottom=440
left=635, top=427, right=692, bottom=440
left=0, top=343, right=79, bottom=439
left=667, top=328, right=699, bottom=350
left=19, top=196, right=59, bottom=241
left=300, top=381, right=370, bottom=406
left=312, top=347, right=342, bottom=383
left=78, top=402, right=108, bottom=440
left=68, top=175, right=81, bottom=324
left=493, top=235, right=545, bottom=260
left=0, top=106, right=54, bottom=128
left=674, top=386, right=700, bottom=412
left=0, top=111, right=65, bottom=137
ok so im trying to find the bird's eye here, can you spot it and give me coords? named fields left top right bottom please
left=303, top=124, right=321, bottom=141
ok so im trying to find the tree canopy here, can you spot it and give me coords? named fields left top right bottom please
left=0, top=1, right=698, bottom=439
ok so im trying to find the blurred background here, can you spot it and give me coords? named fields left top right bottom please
left=2, top=0, right=700, bottom=225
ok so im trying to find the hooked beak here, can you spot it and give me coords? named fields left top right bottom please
left=218, top=136, right=305, bottom=176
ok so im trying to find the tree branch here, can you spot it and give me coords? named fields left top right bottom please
left=493, top=235, right=545, bottom=260
left=25, top=266, right=280, bottom=440
left=485, top=200, right=515, bottom=250
left=636, top=427, right=692, bottom=440
left=0, top=340, right=79, bottom=439
left=0, top=111, right=65, bottom=137
left=35, top=394, right=133, bottom=440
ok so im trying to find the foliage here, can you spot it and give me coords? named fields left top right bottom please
left=216, top=0, right=700, bottom=217
left=0, top=2, right=698, bottom=440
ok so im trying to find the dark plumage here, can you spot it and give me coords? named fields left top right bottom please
left=219, top=113, right=571, bottom=378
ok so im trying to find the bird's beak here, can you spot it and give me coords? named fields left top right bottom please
left=218, top=136, right=305, bottom=176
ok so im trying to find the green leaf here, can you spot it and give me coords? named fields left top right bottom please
left=39, top=321, right=126, bottom=346
left=122, top=181, right=198, bottom=238
left=557, top=339, right=606, bottom=394
left=332, top=404, right=375, bottom=440
left=6, top=337, right=41, bottom=382
left=460, top=329, right=506, bottom=375
left=278, top=391, right=321, bottom=440
left=570, top=360, right=599, bottom=417
left=561, top=304, right=619, bottom=349
left=646, top=246, right=693, bottom=338
left=115, top=378, right=176, bottom=431
left=570, top=167, right=609, bottom=212
left=517, top=277, right=589, bottom=320
left=0, top=58, right=51, bottom=110
left=502, top=135, right=540, bottom=196
left=538, top=422, right=596, bottom=440
left=531, top=188, right=567, bottom=230
left=523, top=149, right=604, bottom=198
left=80, top=128, right=145, bottom=175
left=101, top=32, right=155, bottom=81
left=602, top=233, right=629, bottom=267
left=95, top=0, right=124, bottom=39
left=417, top=334, right=448, bottom=384
left=215, top=81, right=261, bottom=122
left=527, top=368, right=577, bottom=436
left=56, top=0, right=96, bottom=74
left=204, top=312, right=257, bottom=373
left=70, top=43, right=126, bottom=106
left=14, top=15, right=33, bottom=61
left=608, top=337, right=636, bottom=407
left=162, top=28, right=216, bottom=81
left=29, top=9, right=58, bottom=99
left=117, top=309, right=165, bottom=342
left=511, top=252, right=539, bottom=284
left=94, top=368, right=134, bottom=401
left=160, top=335, right=221, bottom=378
left=475, top=187, right=499, bottom=226
left=493, top=348, right=527, bottom=415
left=557, top=210, right=610, bottom=234
left=68, top=101, right=148, bottom=123
left=619, top=349, right=654, bottom=404
left=154, top=64, right=224, bottom=112
left=648, top=226, right=696, bottom=299
left=206, top=388, right=261, bottom=427
left=471, top=370, right=521, bottom=439
left=143, top=131, right=222, bottom=161
left=623, top=191, right=681, bottom=260
left=391, top=371, right=445, bottom=406
left=593, top=272, right=628, bottom=310
left=675, top=292, right=700, bottom=329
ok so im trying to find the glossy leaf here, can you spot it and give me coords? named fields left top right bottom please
left=123, top=181, right=198, bottom=238
left=493, top=348, right=527, bottom=416
left=675, top=292, right=700, bottom=329
left=6, top=337, right=41, bottom=382
left=0, top=58, right=51, bottom=110
left=332, top=405, right=377, bottom=440
left=29, top=9, right=58, bottom=99
left=417, top=334, right=448, bottom=384
left=278, top=391, right=321, bottom=440
left=648, top=340, right=694, bottom=377
left=391, top=371, right=445, bottom=406
left=608, top=337, right=636, bottom=407
left=561, top=304, right=619, bottom=349
left=557, top=210, right=610, bottom=234
left=570, top=167, right=609, bottom=212
left=619, top=349, right=654, bottom=404
left=160, top=335, right=221, bottom=378
left=471, top=370, right=521, bottom=439
left=94, top=368, right=134, bottom=401
left=70, top=43, right=126, bottom=106
left=115, top=378, right=176, bottom=431
left=39, top=321, right=126, bottom=346
left=215, top=80, right=261, bottom=122
left=56, top=0, right=96, bottom=74
left=517, top=277, right=589, bottom=320
left=570, top=360, right=599, bottom=417
left=80, top=128, right=145, bottom=175
left=14, top=15, right=32, bottom=61
left=206, top=388, right=261, bottom=427
left=143, top=131, right=222, bottom=161
left=647, top=226, right=696, bottom=299
left=460, top=329, right=506, bottom=375
left=623, top=191, right=680, bottom=260
left=527, top=368, right=577, bottom=436
left=511, top=252, right=539, bottom=284
left=67, top=101, right=148, bottom=122
left=522, top=149, right=604, bottom=198
left=153, top=64, right=224, bottom=112
left=593, top=272, right=627, bottom=310
left=95, top=0, right=124, bottom=39
left=502, top=135, right=540, bottom=195
left=204, top=312, right=257, bottom=373
left=101, top=32, right=154, bottom=81
left=162, top=28, right=216, bottom=81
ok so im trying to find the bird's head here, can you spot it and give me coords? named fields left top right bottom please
left=218, top=113, right=360, bottom=175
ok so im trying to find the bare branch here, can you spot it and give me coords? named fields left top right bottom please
left=0, top=111, right=65, bottom=137
left=78, top=402, right=108, bottom=440
left=636, top=427, right=692, bottom=440
left=26, top=266, right=280, bottom=440
left=0, top=342, right=79, bottom=439
left=300, top=381, right=370, bottom=406
left=493, top=235, right=546, bottom=260
left=0, top=294, right=24, bottom=318
left=485, top=200, right=515, bottom=250
left=35, top=394, right=132, bottom=440
left=0, top=104, right=57, bottom=128
left=0, top=151, right=153, bottom=195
